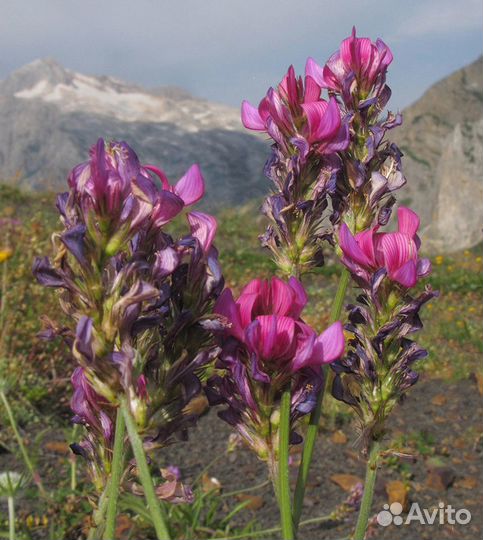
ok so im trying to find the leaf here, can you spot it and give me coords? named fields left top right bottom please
left=331, top=430, right=348, bottom=444
left=385, top=480, right=409, bottom=510
left=235, top=494, right=265, bottom=510
left=330, top=473, right=363, bottom=492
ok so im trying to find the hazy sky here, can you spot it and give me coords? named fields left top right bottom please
left=1, top=0, right=482, bottom=110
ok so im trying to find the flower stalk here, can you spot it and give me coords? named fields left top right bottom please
left=0, top=389, right=47, bottom=498
left=278, top=388, right=294, bottom=540
left=103, top=408, right=126, bottom=540
left=292, top=267, right=349, bottom=528
left=120, top=399, right=171, bottom=540
left=353, top=440, right=381, bottom=540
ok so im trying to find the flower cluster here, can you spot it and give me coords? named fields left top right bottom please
left=240, top=28, right=436, bottom=456
left=34, top=139, right=223, bottom=488
left=243, top=28, right=407, bottom=279
left=332, top=207, right=437, bottom=447
left=206, top=277, right=344, bottom=464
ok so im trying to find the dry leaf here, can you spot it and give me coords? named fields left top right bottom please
left=235, top=494, right=265, bottom=510
left=431, top=394, right=447, bottom=406
left=331, top=430, right=348, bottom=444
left=45, top=441, right=70, bottom=454
left=202, top=473, right=222, bottom=494
left=330, top=473, right=363, bottom=492
left=454, top=477, right=478, bottom=490
left=385, top=480, right=409, bottom=510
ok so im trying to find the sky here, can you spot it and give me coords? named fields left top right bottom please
left=0, top=0, right=482, bottom=111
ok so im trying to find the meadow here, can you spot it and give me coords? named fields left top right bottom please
left=0, top=183, right=482, bottom=539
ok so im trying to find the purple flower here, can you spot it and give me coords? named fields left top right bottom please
left=242, top=66, right=348, bottom=155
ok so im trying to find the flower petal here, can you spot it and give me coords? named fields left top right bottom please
left=187, top=211, right=217, bottom=253
left=397, top=207, right=420, bottom=238
left=391, top=259, right=418, bottom=288
left=241, top=100, right=266, bottom=130
left=305, top=57, right=324, bottom=86
left=175, top=164, right=205, bottom=206
left=313, top=321, right=345, bottom=364
left=339, top=223, right=374, bottom=267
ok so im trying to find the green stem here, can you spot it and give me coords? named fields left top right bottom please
left=292, top=267, right=350, bottom=529
left=353, top=440, right=381, bottom=540
left=88, top=485, right=110, bottom=540
left=103, top=408, right=126, bottom=540
left=210, top=512, right=335, bottom=540
left=278, top=388, right=294, bottom=540
left=120, top=399, right=171, bottom=540
left=7, top=496, right=15, bottom=540
left=70, top=423, right=81, bottom=491
left=0, top=390, right=47, bottom=498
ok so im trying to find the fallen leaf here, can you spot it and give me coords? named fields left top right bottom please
left=331, top=430, right=348, bottom=444
left=115, top=514, right=133, bottom=538
left=426, top=468, right=455, bottom=491
left=330, top=473, right=363, bottom=492
left=45, top=441, right=70, bottom=454
left=431, top=394, right=447, bottom=406
left=386, top=480, right=409, bottom=510
left=454, top=477, right=478, bottom=490
left=202, top=473, right=222, bottom=494
left=474, top=372, right=483, bottom=396
left=235, top=494, right=265, bottom=510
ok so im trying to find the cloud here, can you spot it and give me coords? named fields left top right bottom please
left=392, top=0, right=482, bottom=39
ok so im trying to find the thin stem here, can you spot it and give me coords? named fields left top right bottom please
left=278, top=388, right=294, bottom=540
left=221, top=479, right=270, bottom=499
left=210, top=512, right=336, bottom=540
left=8, top=496, right=15, bottom=540
left=103, top=408, right=126, bottom=540
left=70, top=423, right=81, bottom=491
left=292, top=267, right=350, bottom=528
left=353, top=440, right=381, bottom=540
left=120, top=399, right=171, bottom=540
left=0, top=390, right=47, bottom=498
left=88, top=484, right=110, bottom=540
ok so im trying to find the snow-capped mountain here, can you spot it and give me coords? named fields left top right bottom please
left=0, top=59, right=268, bottom=207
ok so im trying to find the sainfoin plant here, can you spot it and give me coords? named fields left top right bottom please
left=33, top=27, right=436, bottom=540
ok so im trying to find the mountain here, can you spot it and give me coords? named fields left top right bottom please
left=392, top=56, right=483, bottom=252
left=0, top=59, right=269, bottom=208
left=0, top=57, right=482, bottom=252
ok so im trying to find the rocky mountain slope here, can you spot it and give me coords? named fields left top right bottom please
left=0, top=57, right=481, bottom=251
left=392, top=56, right=483, bottom=252
left=0, top=59, right=269, bottom=208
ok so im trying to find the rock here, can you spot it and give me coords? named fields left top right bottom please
left=330, top=473, right=363, bottom=492
left=391, top=56, right=483, bottom=254
left=331, top=430, right=348, bottom=444
left=385, top=480, right=409, bottom=511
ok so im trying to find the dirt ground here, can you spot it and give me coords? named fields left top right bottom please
left=163, top=374, right=483, bottom=540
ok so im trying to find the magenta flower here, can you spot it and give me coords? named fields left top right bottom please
left=241, top=66, right=348, bottom=155
left=143, top=164, right=205, bottom=228
left=306, top=27, right=392, bottom=97
left=214, top=277, right=344, bottom=373
left=339, top=207, right=431, bottom=288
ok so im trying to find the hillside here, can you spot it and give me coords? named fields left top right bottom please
left=0, top=57, right=482, bottom=251
left=0, top=59, right=268, bottom=208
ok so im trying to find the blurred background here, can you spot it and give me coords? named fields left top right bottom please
left=0, top=2, right=482, bottom=539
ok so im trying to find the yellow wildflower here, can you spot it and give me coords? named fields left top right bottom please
left=0, top=248, right=13, bottom=263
